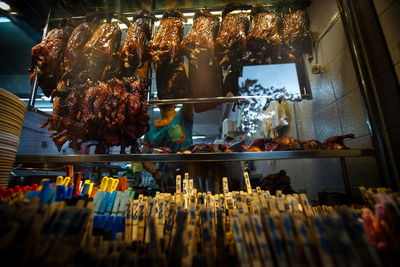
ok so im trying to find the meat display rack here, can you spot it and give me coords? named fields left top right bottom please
left=15, top=149, right=375, bottom=201
left=15, top=149, right=374, bottom=164
left=148, top=94, right=312, bottom=105
left=27, top=6, right=312, bottom=113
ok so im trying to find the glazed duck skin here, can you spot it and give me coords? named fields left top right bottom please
left=282, top=10, right=312, bottom=60
left=119, top=10, right=153, bottom=75
left=246, top=5, right=283, bottom=64
left=42, top=77, right=149, bottom=153
left=80, top=23, right=122, bottom=82
left=62, top=22, right=97, bottom=80
left=30, top=27, right=72, bottom=96
left=147, top=9, right=185, bottom=68
left=180, top=9, right=220, bottom=69
left=321, top=134, right=355, bottom=150
left=215, top=12, right=249, bottom=68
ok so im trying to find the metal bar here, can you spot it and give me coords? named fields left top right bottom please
left=337, top=0, right=400, bottom=189
left=339, top=157, right=352, bottom=203
left=15, top=149, right=375, bottom=164
left=148, top=95, right=309, bottom=105
left=28, top=69, right=39, bottom=110
left=28, top=8, right=52, bottom=111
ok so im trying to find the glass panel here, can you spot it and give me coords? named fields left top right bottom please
left=239, top=64, right=301, bottom=100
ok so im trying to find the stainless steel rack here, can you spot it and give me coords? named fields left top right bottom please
left=148, top=94, right=312, bottom=105
left=15, top=149, right=375, bottom=164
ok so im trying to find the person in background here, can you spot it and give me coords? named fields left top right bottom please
left=142, top=103, right=194, bottom=188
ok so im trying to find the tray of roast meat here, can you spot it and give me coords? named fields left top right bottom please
left=149, top=134, right=355, bottom=154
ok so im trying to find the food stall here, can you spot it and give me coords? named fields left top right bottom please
left=0, top=0, right=399, bottom=265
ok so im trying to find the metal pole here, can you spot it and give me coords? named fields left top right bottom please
left=337, top=0, right=400, bottom=189
left=28, top=8, right=52, bottom=111
left=28, top=69, right=38, bottom=110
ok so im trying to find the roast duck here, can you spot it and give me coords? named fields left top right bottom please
left=119, top=10, right=153, bottom=77
left=43, top=77, right=149, bottom=154
left=147, top=9, right=189, bottom=99
left=247, top=5, right=312, bottom=64
left=37, top=12, right=151, bottom=153
left=247, top=5, right=284, bottom=64
left=31, top=6, right=315, bottom=153
left=215, top=3, right=250, bottom=69
left=216, top=3, right=250, bottom=96
left=282, top=10, right=313, bottom=61
left=30, top=25, right=73, bottom=97
left=170, top=135, right=355, bottom=154
left=180, top=9, right=222, bottom=113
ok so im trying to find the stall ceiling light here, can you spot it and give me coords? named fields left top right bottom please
left=0, top=1, right=10, bottom=11
left=0, top=17, right=10, bottom=23
left=39, top=108, right=53, bottom=112
left=152, top=107, right=180, bottom=112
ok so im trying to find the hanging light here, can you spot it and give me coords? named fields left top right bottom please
left=0, top=1, right=11, bottom=11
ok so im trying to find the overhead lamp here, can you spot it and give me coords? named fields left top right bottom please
left=0, top=1, right=11, bottom=11
left=0, top=17, right=10, bottom=23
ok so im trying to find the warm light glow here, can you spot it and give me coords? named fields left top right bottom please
left=0, top=1, right=10, bottom=11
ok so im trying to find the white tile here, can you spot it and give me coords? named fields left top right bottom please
left=345, top=135, right=374, bottom=149
left=314, top=102, right=343, bottom=141
left=337, top=88, right=370, bottom=137
left=307, top=0, right=339, bottom=33
left=321, top=18, right=348, bottom=63
left=294, top=101, right=316, bottom=140
left=310, top=70, right=336, bottom=114
left=330, top=48, right=359, bottom=99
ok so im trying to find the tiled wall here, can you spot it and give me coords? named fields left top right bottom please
left=253, top=0, right=382, bottom=201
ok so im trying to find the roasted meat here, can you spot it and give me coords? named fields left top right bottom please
left=156, top=60, right=189, bottom=99
left=215, top=11, right=249, bottom=68
left=180, top=9, right=220, bottom=69
left=188, top=54, right=222, bottom=112
left=282, top=10, right=312, bottom=61
left=55, top=22, right=97, bottom=96
left=301, top=139, right=322, bottom=150
left=42, top=77, right=150, bottom=154
left=225, top=140, right=246, bottom=153
left=180, top=9, right=222, bottom=112
left=152, top=147, right=173, bottom=153
left=147, top=9, right=188, bottom=99
left=273, top=137, right=303, bottom=150
left=321, top=134, right=355, bottom=150
left=215, top=5, right=250, bottom=96
left=246, top=138, right=271, bottom=152
left=119, top=10, right=153, bottom=76
left=246, top=5, right=283, bottom=64
left=62, top=22, right=97, bottom=81
left=79, top=23, right=122, bottom=82
left=147, top=9, right=185, bottom=68
left=30, top=27, right=72, bottom=96
left=191, top=144, right=215, bottom=153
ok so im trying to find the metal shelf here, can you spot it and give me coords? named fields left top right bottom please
left=148, top=94, right=312, bottom=105
left=15, top=149, right=375, bottom=165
